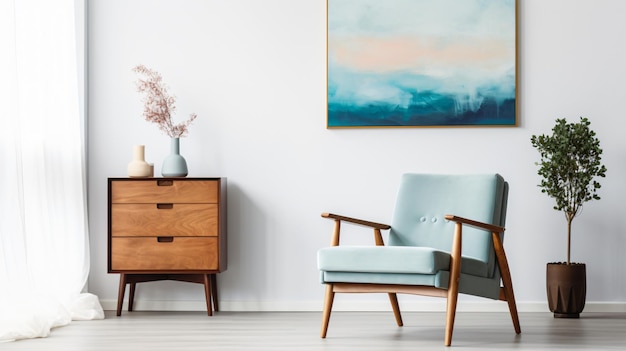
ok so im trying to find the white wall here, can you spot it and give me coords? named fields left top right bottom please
left=87, top=0, right=626, bottom=312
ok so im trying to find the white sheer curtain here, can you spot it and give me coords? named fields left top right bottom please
left=0, top=0, right=103, bottom=342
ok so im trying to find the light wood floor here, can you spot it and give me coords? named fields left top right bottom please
left=3, top=311, right=626, bottom=350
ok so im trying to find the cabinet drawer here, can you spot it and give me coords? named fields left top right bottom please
left=111, top=237, right=219, bottom=271
left=111, top=204, right=218, bottom=237
left=111, top=180, right=218, bottom=203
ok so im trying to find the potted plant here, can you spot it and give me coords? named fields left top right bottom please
left=530, top=117, right=607, bottom=318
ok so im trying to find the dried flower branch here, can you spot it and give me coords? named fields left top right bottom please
left=132, top=64, right=197, bottom=138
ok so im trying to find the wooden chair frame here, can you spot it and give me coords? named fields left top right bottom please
left=319, top=212, right=521, bottom=346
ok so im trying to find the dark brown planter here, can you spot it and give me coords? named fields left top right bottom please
left=546, top=262, right=586, bottom=318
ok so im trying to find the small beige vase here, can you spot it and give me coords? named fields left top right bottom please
left=127, top=145, right=151, bottom=177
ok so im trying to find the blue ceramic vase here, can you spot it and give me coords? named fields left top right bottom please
left=161, top=137, right=188, bottom=177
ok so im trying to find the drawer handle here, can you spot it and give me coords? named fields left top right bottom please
left=157, top=180, right=173, bottom=186
left=157, top=237, right=174, bottom=243
left=156, top=203, right=174, bottom=209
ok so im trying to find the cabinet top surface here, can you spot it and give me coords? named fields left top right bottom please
left=109, top=177, right=225, bottom=181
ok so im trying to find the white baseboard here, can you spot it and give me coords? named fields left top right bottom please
left=99, top=299, right=626, bottom=313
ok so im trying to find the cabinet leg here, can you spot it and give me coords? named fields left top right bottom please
left=203, top=274, right=213, bottom=316
left=116, top=273, right=219, bottom=317
left=210, top=274, right=219, bottom=312
left=117, top=274, right=127, bottom=317
left=128, top=282, right=136, bottom=312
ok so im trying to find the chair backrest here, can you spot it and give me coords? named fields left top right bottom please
left=388, top=174, right=508, bottom=276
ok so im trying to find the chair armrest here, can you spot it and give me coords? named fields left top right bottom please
left=444, top=214, right=504, bottom=233
left=321, top=212, right=391, bottom=230
left=321, top=213, right=390, bottom=246
left=443, top=214, right=505, bottom=303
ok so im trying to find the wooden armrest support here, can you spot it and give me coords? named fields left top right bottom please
left=444, top=214, right=504, bottom=233
left=321, top=213, right=391, bottom=230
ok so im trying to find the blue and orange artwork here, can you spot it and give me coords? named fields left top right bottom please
left=327, top=0, right=517, bottom=127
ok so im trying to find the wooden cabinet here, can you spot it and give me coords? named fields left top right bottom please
left=108, top=178, right=226, bottom=316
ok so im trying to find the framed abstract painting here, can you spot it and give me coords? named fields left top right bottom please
left=327, top=0, right=518, bottom=128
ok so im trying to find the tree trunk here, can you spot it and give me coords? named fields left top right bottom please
left=566, top=215, right=573, bottom=265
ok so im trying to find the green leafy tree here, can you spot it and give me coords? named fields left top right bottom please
left=531, top=117, right=607, bottom=264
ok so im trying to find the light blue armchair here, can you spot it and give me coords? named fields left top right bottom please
left=317, top=173, right=520, bottom=346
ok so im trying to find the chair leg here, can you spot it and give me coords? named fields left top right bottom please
left=320, top=284, right=335, bottom=338
left=499, top=275, right=521, bottom=334
left=388, top=293, right=403, bottom=326
left=492, top=232, right=521, bottom=334
left=444, top=223, right=462, bottom=346
left=444, top=285, right=459, bottom=347
left=503, top=285, right=521, bottom=334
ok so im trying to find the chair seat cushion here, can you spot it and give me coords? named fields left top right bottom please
left=318, top=246, right=450, bottom=274
left=318, top=246, right=491, bottom=278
